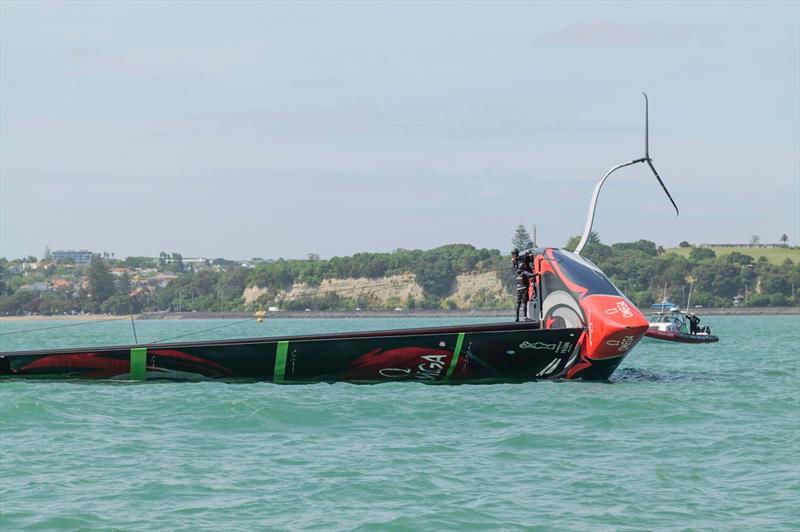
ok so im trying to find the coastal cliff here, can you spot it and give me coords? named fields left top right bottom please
left=242, top=270, right=512, bottom=310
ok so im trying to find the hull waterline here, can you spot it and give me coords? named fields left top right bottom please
left=644, top=329, right=719, bottom=343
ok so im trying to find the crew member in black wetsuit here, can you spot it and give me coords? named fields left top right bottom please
left=687, top=313, right=700, bottom=335
left=512, top=249, right=536, bottom=322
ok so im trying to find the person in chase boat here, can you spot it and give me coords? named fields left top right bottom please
left=511, top=249, right=536, bottom=322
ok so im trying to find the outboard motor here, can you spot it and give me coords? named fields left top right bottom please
left=531, top=248, right=648, bottom=380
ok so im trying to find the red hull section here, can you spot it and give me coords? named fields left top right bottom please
left=532, top=248, right=649, bottom=379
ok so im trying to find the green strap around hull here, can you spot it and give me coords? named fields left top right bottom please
left=274, top=340, right=289, bottom=383
left=130, top=347, right=147, bottom=381
left=443, top=332, right=465, bottom=382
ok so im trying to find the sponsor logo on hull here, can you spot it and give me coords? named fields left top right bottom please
left=519, top=341, right=574, bottom=355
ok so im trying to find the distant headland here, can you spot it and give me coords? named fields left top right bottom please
left=1, top=235, right=798, bottom=317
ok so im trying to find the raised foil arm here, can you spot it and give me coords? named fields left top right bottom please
left=574, top=93, right=679, bottom=256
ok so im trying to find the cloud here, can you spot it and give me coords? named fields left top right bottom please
left=144, top=106, right=628, bottom=146
left=65, top=40, right=266, bottom=80
left=542, top=18, right=718, bottom=46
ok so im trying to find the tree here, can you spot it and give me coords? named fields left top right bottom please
left=116, top=272, right=132, bottom=297
left=679, top=241, right=691, bottom=248
left=172, top=253, right=184, bottom=273
left=512, top=225, right=533, bottom=251
left=0, top=259, right=7, bottom=296
left=750, top=235, right=760, bottom=247
left=0, top=290, right=38, bottom=315
left=123, top=256, right=157, bottom=269
left=689, top=247, right=716, bottom=261
left=611, top=240, right=658, bottom=257
left=769, top=293, right=787, bottom=306
left=211, top=258, right=236, bottom=269
left=88, top=255, right=115, bottom=309
left=780, top=234, right=789, bottom=246
left=101, top=295, right=134, bottom=315
left=412, top=253, right=457, bottom=297
left=565, top=231, right=600, bottom=251
left=158, top=251, right=169, bottom=271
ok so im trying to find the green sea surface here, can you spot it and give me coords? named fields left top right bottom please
left=1, top=316, right=798, bottom=530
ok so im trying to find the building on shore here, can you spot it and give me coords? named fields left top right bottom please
left=52, top=250, right=92, bottom=265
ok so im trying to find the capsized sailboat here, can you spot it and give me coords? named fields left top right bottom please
left=0, top=94, right=677, bottom=383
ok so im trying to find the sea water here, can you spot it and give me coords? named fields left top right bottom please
left=1, top=315, right=798, bottom=530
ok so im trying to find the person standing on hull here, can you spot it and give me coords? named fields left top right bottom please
left=511, top=249, right=536, bottom=322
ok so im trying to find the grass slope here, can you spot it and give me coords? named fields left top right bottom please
left=666, top=246, right=799, bottom=265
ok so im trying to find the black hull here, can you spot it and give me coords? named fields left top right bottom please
left=0, top=322, right=605, bottom=383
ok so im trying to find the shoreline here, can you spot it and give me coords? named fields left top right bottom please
left=1, top=307, right=798, bottom=322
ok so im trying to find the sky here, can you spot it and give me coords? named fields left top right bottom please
left=1, top=0, right=798, bottom=260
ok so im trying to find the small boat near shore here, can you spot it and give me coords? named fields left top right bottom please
left=645, top=310, right=719, bottom=343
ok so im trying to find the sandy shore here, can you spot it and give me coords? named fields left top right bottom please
left=2, top=307, right=797, bottom=322
left=0, top=314, right=131, bottom=322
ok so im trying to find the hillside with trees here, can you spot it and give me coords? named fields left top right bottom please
left=572, top=235, right=799, bottom=308
left=0, top=237, right=797, bottom=316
